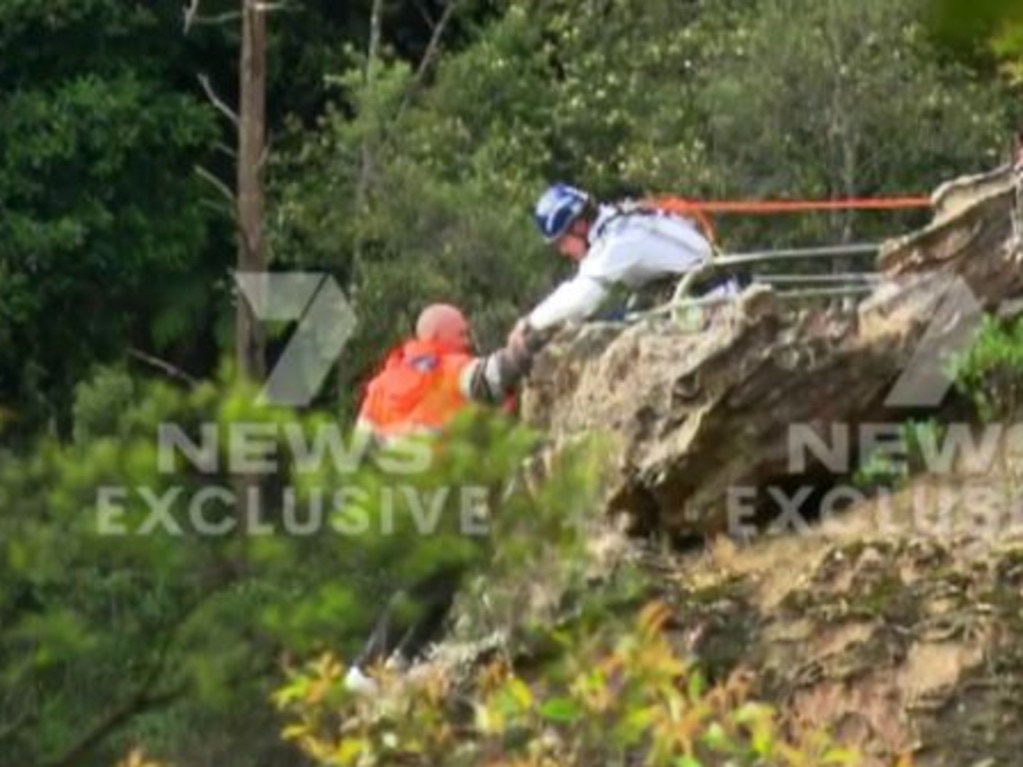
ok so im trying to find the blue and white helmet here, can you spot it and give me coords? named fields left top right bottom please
left=533, top=183, right=590, bottom=242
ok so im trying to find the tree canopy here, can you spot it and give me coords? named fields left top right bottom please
left=1, top=0, right=1020, bottom=764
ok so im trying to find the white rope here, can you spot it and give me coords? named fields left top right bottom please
left=754, top=272, right=882, bottom=285
left=627, top=284, right=875, bottom=324
left=711, top=242, right=879, bottom=267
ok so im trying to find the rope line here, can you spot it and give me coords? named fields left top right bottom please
left=674, top=197, right=932, bottom=214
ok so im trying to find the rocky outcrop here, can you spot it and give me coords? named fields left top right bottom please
left=634, top=494, right=1023, bottom=767
left=520, top=167, right=1023, bottom=536
left=424, top=471, right=1023, bottom=767
left=405, top=166, right=1023, bottom=767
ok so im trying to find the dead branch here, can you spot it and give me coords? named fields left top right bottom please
left=127, top=349, right=200, bottom=388
left=198, top=74, right=239, bottom=127
left=0, top=707, right=30, bottom=747
left=397, top=0, right=464, bottom=119
left=192, top=11, right=244, bottom=26
left=410, top=0, right=437, bottom=29
left=42, top=586, right=229, bottom=767
left=353, top=0, right=384, bottom=226
left=195, top=165, right=236, bottom=206
left=44, top=687, right=183, bottom=767
left=259, top=134, right=273, bottom=170
left=183, top=0, right=199, bottom=33
left=184, top=0, right=243, bottom=32
left=197, top=199, right=230, bottom=220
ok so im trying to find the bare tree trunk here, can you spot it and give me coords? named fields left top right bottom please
left=336, top=0, right=464, bottom=407
left=840, top=128, right=857, bottom=247
left=352, top=0, right=383, bottom=294
left=237, top=0, right=267, bottom=383
left=339, top=0, right=384, bottom=403
left=824, top=2, right=857, bottom=280
left=236, top=0, right=267, bottom=542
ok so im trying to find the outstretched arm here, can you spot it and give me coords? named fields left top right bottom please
left=526, top=273, right=609, bottom=331
left=458, top=344, right=534, bottom=404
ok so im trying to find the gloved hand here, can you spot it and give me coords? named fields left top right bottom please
left=507, top=317, right=531, bottom=356
left=507, top=317, right=558, bottom=363
left=524, top=322, right=558, bottom=354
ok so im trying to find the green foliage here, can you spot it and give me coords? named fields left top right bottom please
left=267, top=8, right=558, bottom=417
left=71, top=366, right=137, bottom=444
left=274, top=602, right=863, bottom=766
left=691, top=0, right=1014, bottom=252
left=0, top=364, right=606, bottom=766
left=3, top=1, right=1020, bottom=764
left=270, top=0, right=1020, bottom=422
left=929, top=0, right=1023, bottom=75
left=0, top=1, right=226, bottom=437
left=952, top=313, right=1023, bottom=422
left=852, top=419, right=947, bottom=491
left=852, top=448, right=906, bottom=492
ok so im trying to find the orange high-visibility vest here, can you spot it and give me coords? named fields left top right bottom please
left=357, top=339, right=474, bottom=437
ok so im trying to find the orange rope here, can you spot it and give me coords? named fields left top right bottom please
left=641, top=195, right=933, bottom=245
left=682, top=197, right=932, bottom=213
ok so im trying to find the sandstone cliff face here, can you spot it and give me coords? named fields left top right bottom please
left=577, top=506, right=1021, bottom=767
left=520, top=166, right=1023, bottom=537
left=413, top=167, right=1023, bottom=767
left=496, top=166, right=1023, bottom=765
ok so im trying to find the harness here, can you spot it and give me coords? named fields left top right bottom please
left=591, top=197, right=718, bottom=245
left=590, top=198, right=744, bottom=299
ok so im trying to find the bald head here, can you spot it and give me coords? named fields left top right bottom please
left=416, top=303, right=470, bottom=353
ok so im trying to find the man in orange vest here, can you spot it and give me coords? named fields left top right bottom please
left=355, top=303, right=533, bottom=439
left=344, top=303, right=537, bottom=694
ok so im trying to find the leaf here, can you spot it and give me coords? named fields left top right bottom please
left=687, top=669, right=704, bottom=700
left=505, top=677, right=534, bottom=710
left=474, top=701, right=506, bottom=735
left=334, top=739, right=368, bottom=766
left=281, top=723, right=309, bottom=741
left=637, top=600, right=672, bottom=635
left=822, top=747, right=864, bottom=765
left=702, top=722, right=729, bottom=750
left=538, top=697, right=583, bottom=724
left=617, top=705, right=656, bottom=743
left=732, top=701, right=772, bottom=725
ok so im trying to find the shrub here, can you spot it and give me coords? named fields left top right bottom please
left=952, top=313, right=1023, bottom=422
left=275, top=604, right=862, bottom=766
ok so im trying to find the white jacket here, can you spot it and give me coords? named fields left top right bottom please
left=527, top=203, right=714, bottom=330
